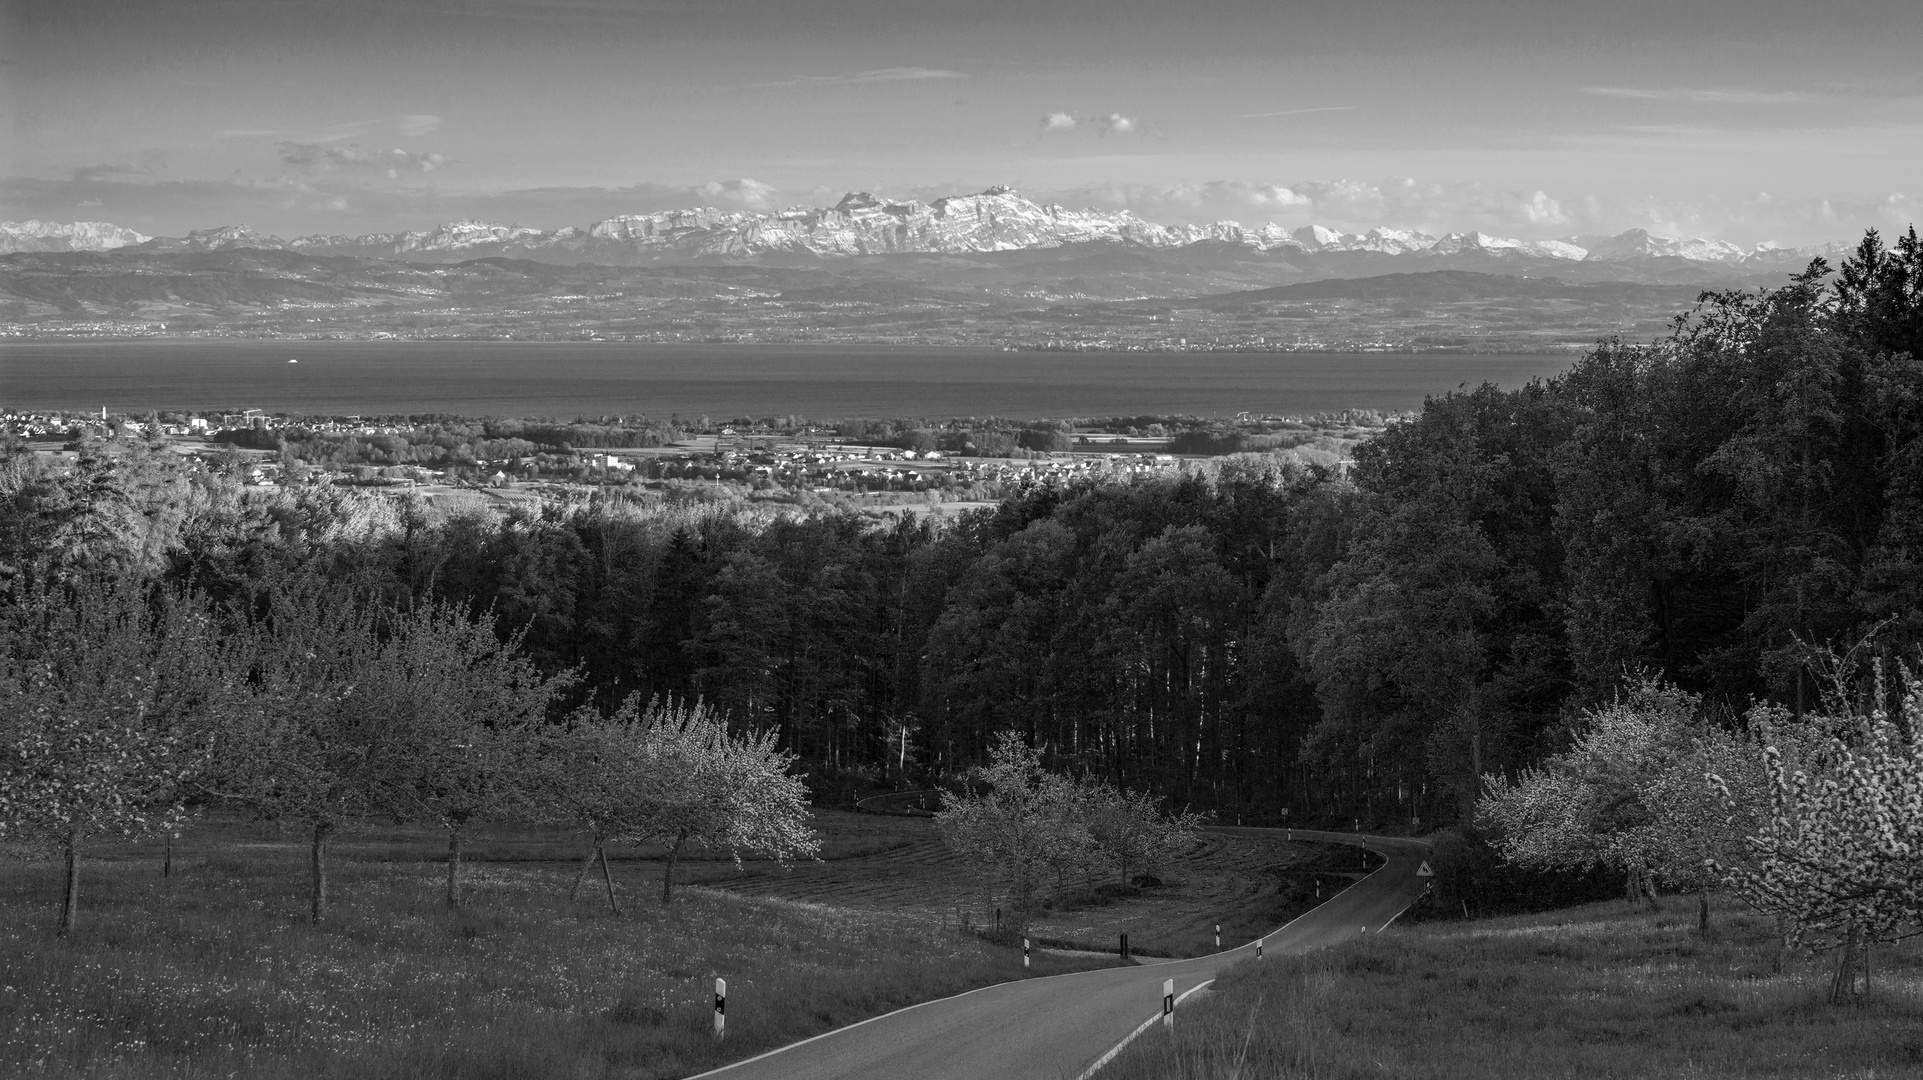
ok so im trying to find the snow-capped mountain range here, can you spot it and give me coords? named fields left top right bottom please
left=1, top=187, right=1853, bottom=267
left=0, top=219, right=153, bottom=253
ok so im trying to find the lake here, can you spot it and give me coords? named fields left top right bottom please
left=0, top=341, right=1582, bottom=419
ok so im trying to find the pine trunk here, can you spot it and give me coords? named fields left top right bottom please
left=57, top=834, right=81, bottom=937
left=310, top=820, right=333, bottom=923
left=445, top=828, right=464, bottom=907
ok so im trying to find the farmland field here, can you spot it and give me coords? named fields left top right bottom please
left=706, top=811, right=1362, bottom=957
left=1100, top=896, right=1923, bottom=1080
left=0, top=810, right=1120, bottom=1080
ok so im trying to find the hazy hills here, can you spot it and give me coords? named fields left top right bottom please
left=0, top=245, right=1715, bottom=351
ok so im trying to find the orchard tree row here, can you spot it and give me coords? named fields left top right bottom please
left=0, top=573, right=816, bottom=934
left=1479, top=648, right=1922, bottom=1003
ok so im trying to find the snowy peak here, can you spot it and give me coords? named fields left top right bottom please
left=1291, top=224, right=1349, bottom=250
left=0, top=219, right=151, bottom=253
left=9, top=197, right=1865, bottom=271
left=1575, top=228, right=1747, bottom=263
left=174, top=225, right=289, bottom=252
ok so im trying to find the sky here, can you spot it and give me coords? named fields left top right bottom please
left=3, top=0, right=1921, bottom=245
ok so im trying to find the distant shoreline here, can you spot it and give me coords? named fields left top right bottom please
left=4, top=336, right=1591, bottom=357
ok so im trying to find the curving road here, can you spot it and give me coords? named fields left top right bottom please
left=689, top=828, right=1432, bottom=1080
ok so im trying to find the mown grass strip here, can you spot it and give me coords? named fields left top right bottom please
left=0, top=840, right=1113, bottom=1079
left=1097, top=898, right=1923, bottom=1079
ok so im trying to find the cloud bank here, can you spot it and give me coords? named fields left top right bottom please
left=1038, top=177, right=1917, bottom=247
left=1040, top=112, right=1140, bottom=136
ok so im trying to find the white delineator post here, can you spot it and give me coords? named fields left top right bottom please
left=1162, top=979, right=1175, bottom=1031
left=1214, top=924, right=1220, bottom=949
left=713, top=977, right=726, bottom=1039
left=1256, top=936, right=1264, bottom=960
left=1023, top=937, right=1030, bottom=969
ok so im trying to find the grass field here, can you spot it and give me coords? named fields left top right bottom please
left=0, top=813, right=1115, bottom=1080
left=713, top=813, right=1347, bottom=958
left=1100, top=895, right=1923, bottom=1079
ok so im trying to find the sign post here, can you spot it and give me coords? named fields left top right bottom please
left=1162, top=979, right=1175, bottom=1031
left=1256, top=936, right=1263, bottom=960
left=713, top=977, right=726, bottom=1040
left=1214, top=924, right=1220, bottom=949
left=1023, top=937, right=1030, bottom=969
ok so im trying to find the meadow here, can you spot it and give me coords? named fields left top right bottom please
left=1100, top=896, right=1923, bottom=1079
left=0, top=814, right=1116, bottom=1080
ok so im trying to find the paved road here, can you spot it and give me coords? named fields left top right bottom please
left=691, top=828, right=1432, bottom=1080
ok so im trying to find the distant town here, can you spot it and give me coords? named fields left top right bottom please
left=3, top=407, right=1385, bottom=513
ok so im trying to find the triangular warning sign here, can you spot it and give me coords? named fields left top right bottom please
left=1415, top=860, right=1435, bottom=877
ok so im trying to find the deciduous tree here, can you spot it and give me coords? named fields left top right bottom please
left=0, top=577, right=225, bottom=935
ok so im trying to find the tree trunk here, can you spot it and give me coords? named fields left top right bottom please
left=569, top=842, right=598, bottom=901
left=163, top=833, right=173, bottom=879
left=661, top=832, right=686, bottom=904
left=1829, top=924, right=1863, bottom=1004
left=310, top=819, right=333, bottom=923
left=445, top=827, right=464, bottom=908
left=57, top=833, right=81, bottom=937
left=1642, top=871, right=1661, bottom=912
left=598, top=842, right=622, bottom=915
left=1697, top=889, right=1710, bottom=938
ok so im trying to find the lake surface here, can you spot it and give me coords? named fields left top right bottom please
left=1, top=341, right=1581, bottom=419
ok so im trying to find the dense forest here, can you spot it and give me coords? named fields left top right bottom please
left=4, top=227, right=1918, bottom=833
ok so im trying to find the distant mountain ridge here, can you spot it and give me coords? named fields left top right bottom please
left=2, top=187, right=1855, bottom=269
left=0, top=219, right=152, bottom=253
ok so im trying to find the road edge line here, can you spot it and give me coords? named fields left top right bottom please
left=1074, top=830, right=1432, bottom=1077
left=682, top=955, right=1129, bottom=1078
left=1070, top=979, right=1214, bottom=1080
left=693, top=829, right=1430, bottom=1078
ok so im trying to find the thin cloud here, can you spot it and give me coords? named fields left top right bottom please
left=694, top=178, right=779, bottom=210
left=755, top=67, right=966, bottom=89
left=1240, top=106, right=1356, bottom=118
left=1582, top=86, right=1813, bottom=105
left=1039, top=112, right=1141, bottom=136
left=397, top=114, right=442, bottom=136
left=278, top=142, right=448, bottom=173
